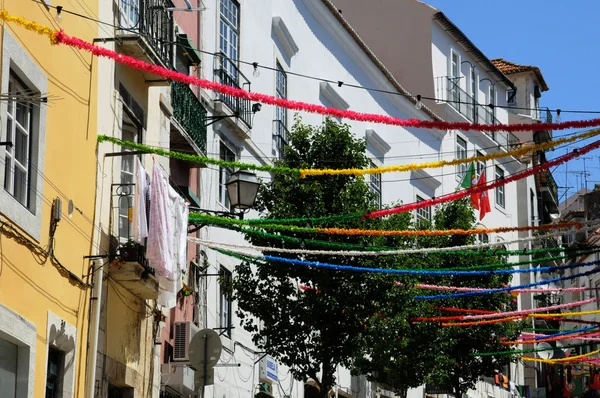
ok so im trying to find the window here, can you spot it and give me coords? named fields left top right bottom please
left=45, top=347, right=64, bottom=398
left=219, top=142, right=235, bottom=209
left=595, top=279, right=600, bottom=301
left=488, top=85, right=496, bottom=123
left=416, top=195, right=431, bottom=225
left=118, top=90, right=143, bottom=242
left=495, top=166, right=505, bottom=208
left=369, top=161, right=382, bottom=209
left=119, top=0, right=139, bottom=29
left=470, top=68, right=478, bottom=121
left=477, top=234, right=489, bottom=244
left=219, top=0, right=240, bottom=80
left=4, top=72, right=33, bottom=208
left=507, top=89, right=516, bottom=105
left=476, top=151, right=485, bottom=179
left=175, top=49, right=190, bottom=75
left=456, top=137, right=467, bottom=179
left=274, top=62, right=288, bottom=159
left=449, top=51, right=460, bottom=102
left=530, top=189, right=536, bottom=226
left=219, top=266, right=232, bottom=337
left=0, top=338, right=18, bottom=398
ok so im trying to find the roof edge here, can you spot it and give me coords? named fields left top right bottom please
left=318, top=0, right=443, bottom=122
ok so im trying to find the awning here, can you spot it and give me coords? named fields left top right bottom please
left=176, top=33, right=201, bottom=65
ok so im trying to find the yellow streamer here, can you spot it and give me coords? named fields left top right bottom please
left=299, top=128, right=600, bottom=177
left=0, top=10, right=58, bottom=44
left=532, top=309, right=600, bottom=318
left=520, top=348, right=600, bottom=364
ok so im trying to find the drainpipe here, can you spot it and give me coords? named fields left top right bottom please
left=86, top=258, right=104, bottom=398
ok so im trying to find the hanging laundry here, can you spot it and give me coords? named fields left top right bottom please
left=157, top=184, right=189, bottom=308
left=146, top=161, right=174, bottom=277
left=132, top=157, right=149, bottom=243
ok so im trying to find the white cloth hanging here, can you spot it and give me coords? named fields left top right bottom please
left=146, top=161, right=173, bottom=277
left=132, top=157, right=149, bottom=243
left=156, top=184, right=189, bottom=308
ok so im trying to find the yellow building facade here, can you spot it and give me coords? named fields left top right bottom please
left=0, top=2, right=98, bottom=397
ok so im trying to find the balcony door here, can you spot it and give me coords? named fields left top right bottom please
left=119, top=109, right=142, bottom=243
left=120, top=0, right=140, bottom=30
left=219, top=0, right=240, bottom=82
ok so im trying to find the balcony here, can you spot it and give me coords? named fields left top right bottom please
left=273, top=119, right=289, bottom=160
left=109, top=183, right=159, bottom=300
left=533, top=107, right=553, bottom=143
left=436, top=77, right=520, bottom=153
left=213, top=52, right=253, bottom=135
left=171, top=81, right=207, bottom=155
left=116, top=0, right=174, bottom=85
left=539, top=169, right=560, bottom=215
left=161, top=364, right=195, bottom=395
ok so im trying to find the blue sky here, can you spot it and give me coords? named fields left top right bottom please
left=424, top=0, right=600, bottom=202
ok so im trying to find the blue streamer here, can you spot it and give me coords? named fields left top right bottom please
left=262, top=255, right=599, bottom=276
left=533, top=325, right=600, bottom=341
left=414, top=267, right=600, bottom=299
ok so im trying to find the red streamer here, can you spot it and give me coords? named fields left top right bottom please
left=366, top=141, right=600, bottom=218
left=52, top=31, right=600, bottom=134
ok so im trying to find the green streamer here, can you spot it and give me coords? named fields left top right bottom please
left=98, top=135, right=300, bottom=175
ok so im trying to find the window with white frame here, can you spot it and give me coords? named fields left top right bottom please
left=4, top=72, right=33, bottom=208
left=0, top=337, right=18, bottom=398
left=416, top=195, right=431, bottom=225
left=449, top=51, right=460, bottom=103
left=477, top=234, right=489, bottom=244
left=495, top=166, right=505, bottom=208
left=456, top=136, right=467, bottom=179
left=119, top=0, right=140, bottom=29
left=369, top=161, right=382, bottom=209
left=219, top=0, right=240, bottom=80
left=219, top=142, right=235, bottom=209
left=45, top=347, right=64, bottom=398
left=274, top=61, right=288, bottom=159
left=219, top=266, right=232, bottom=338
left=507, top=89, right=516, bottom=105
left=476, top=151, right=485, bottom=179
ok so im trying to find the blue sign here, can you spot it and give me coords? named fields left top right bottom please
left=265, top=356, right=278, bottom=382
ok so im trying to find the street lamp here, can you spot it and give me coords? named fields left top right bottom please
left=226, top=170, right=260, bottom=212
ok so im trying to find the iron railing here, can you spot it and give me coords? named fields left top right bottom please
left=171, top=81, right=207, bottom=153
left=436, top=77, right=520, bottom=152
left=213, top=52, right=253, bottom=128
left=542, top=169, right=559, bottom=206
left=110, top=182, right=152, bottom=272
left=273, top=119, right=288, bottom=159
left=117, top=0, right=174, bottom=67
left=533, top=107, right=553, bottom=123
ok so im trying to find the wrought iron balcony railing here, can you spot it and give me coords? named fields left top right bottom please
left=533, top=107, right=553, bottom=123
left=436, top=77, right=520, bottom=153
left=117, top=0, right=174, bottom=67
left=171, top=82, right=207, bottom=153
left=213, top=52, right=253, bottom=128
left=273, top=119, right=289, bottom=159
left=541, top=169, right=559, bottom=206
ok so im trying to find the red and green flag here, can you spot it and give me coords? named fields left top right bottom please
left=460, top=162, right=479, bottom=209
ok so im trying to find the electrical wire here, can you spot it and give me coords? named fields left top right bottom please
left=29, top=1, right=600, bottom=116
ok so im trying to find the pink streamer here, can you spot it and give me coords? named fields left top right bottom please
left=53, top=31, right=600, bottom=134
left=367, top=140, right=600, bottom=218
left=415, top=283, right=600, bottom=294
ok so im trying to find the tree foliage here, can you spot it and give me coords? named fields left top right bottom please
left=232, top=116, right=522, bottom=398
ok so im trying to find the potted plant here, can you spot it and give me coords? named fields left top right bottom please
left=117, top=239, right=142, bottom=262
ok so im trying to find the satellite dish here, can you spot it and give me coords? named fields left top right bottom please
left=189, top=328, right=223, bottom=371
left=536, top=342, right=554, bottom=359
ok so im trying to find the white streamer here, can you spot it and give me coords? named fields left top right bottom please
left=190, top=222, right=600, bottom=257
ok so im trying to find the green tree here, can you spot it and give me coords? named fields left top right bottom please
left=354, top=199, right=522, bottom=397
left=233, top=116, right=417, bottom=398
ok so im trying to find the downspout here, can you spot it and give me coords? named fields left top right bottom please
left=86, top=258, right=104, bottom=398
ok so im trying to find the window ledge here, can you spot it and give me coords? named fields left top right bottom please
left=319, top=82, right=349, bottom=110
left=411, top=169, right=441, bottom=191
left=272, top=17, right=299, bottom=59
left=366, top=129, right=391, bottom=155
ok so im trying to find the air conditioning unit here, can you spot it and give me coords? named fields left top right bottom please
left=172, top=321, right=200, bottom=362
